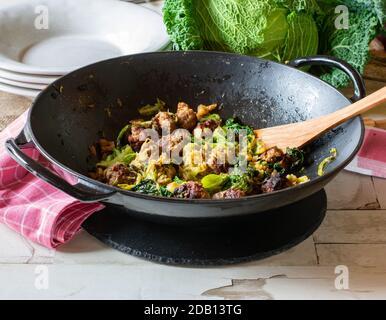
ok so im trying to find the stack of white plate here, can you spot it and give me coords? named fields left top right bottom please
left=0, top=0, right=169, bottom=98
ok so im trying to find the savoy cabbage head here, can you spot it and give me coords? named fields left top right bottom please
left=163, top=0, right=319, bottom=62
left=163, top=0, right=386, bottom=88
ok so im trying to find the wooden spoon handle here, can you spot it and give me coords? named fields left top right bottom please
left=314, top=86, right=386, bottom=133
left=255, top=86, right=386, bottom=150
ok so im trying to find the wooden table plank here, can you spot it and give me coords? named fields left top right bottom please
left=325, top=171, right=380, bottom=210
left=316, top=244, right=386, bottom=267
left=56, top=231, right=318, bottom=266
left=314, top=210, right=386, bottom=244
left=0, top=264, right=385, bottom=299
left=373, top=177, right=386, bottom=209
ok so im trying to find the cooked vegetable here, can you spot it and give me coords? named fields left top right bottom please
left=97, top=145, right=136, bottom=168
left=159, top=186, right=174, bottom=197
left=285, top=147, right=305, bottom=172
left=212, top=127, right=227, bottom=143
left=286, top=174, right=310, bottom=185
left=318, top=147, right=338, bottom=176
left=138, top=98, right=166, bottom=117
left=131, top=179, right=173, bottom=197
left=116, top=124, right=130, bottom=147
left=225, top=166, right=255, bottom=193
left=173, top=176, right=185, bottom=184
left=224, top=118, right=253, bottom=136
left=91, top=101, right=311, bottom=199
left=201, top=173, right=229, bottom=193
left=197, top=103, right=217, bottom=119
left=163, top=0, right=386, bottom=88
left=199, top=113, right=221, bottom=123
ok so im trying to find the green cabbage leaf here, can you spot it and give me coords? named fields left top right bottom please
left=163, top=0, right=319, bottom=62
left=163, top=0, right=386, bottom=88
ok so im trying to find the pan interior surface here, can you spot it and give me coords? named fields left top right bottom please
left=29, top=51, right=362, bottom=189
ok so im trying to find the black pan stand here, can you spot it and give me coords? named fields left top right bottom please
left=83, top=189, right=327, bottom=266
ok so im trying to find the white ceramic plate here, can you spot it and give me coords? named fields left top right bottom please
left=0, top=77, right=47, bottom=90
left=0, top=0, right=170, bottom=75
left=0, top=82, right=40, bottom=98
left=0, top=68, right=58, bottom=84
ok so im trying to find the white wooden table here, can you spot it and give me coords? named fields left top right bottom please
left=1, top=0, right=386, bottom=300
left=1, top=170, right=386, bottom=299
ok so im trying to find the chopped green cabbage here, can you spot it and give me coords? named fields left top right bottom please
left=201, top=173, right=229, bottom=193
left=96, top=145, right=136, bottom=168
left=138, top=98, right=166, bottom=117
left=318, top=147, right=337, bottom=176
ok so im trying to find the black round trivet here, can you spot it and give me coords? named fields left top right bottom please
left=83, top=190, right=326, bottom=266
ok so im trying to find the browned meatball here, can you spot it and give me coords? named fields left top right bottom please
left=212, top=189, right=246, bottom=199
left=259, top=147, right=284, bottom=163
left=173, top=181, right=210, bottom=199
left=158, top=130, right=191, bottom=161
left=156, top=165, right=177, bottom=186
left=278, top=154, right=292, bottom=170
left=152, top=111, right=177, bottom=133
left=105, top=164, right=137, bottom=186
left=176, top=102, right=197, bottom=131
left=206, top=154, right=229, bottom=174
left=261, top=174, right=286, bottom=193
left=128, top=125, right=146, bottom=152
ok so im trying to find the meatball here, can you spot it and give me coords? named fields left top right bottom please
left=261, top=174, right=286, bottom=193
left=207, top=159, right=228, bottom=174
left=212, top=189, right=246, bottom=199
left=176, top=102, right=197, bottom=131
left=105, top=164, right=137, bottom=186
left=158, top=130, right=191, bottom=161
left=152, top=111, right=177, bottom=133
left=259, top=147, right=284, bottom=163
left=128, top=124, right=146, bottom=152
left=173, top=181, right=210, bottom=199
left=206, top=148, right=229, bottom=174
left=156, top=165, right=177, bottom=186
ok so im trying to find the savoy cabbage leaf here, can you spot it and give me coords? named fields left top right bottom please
left=163, top=0, right=385, bottom=88
left=318, top=0, right=386, bottom=87
left=163, top=0, right=319, bottom=61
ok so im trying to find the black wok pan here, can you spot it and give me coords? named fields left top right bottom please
left=5, top=51, right=365, bottom=219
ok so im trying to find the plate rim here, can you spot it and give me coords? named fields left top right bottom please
left=0, top=0, right=170, bottom=75
left=0, top=68, right=59, bottom=84
left=0, top=81, right=40, bottom=97
left=0, top=76, right=47, bottom=90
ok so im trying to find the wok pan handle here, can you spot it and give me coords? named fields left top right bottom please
left=288, top=55, right=366, bottom=102
left=5, top=129, right=116, bottom=203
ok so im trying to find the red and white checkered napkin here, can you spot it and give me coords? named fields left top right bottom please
left=345, top=127, right=386, bottom=178
left=0, top=111, right=104, bottom=248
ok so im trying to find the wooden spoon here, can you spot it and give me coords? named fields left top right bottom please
left=254, top=86, right=386, bottom=150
